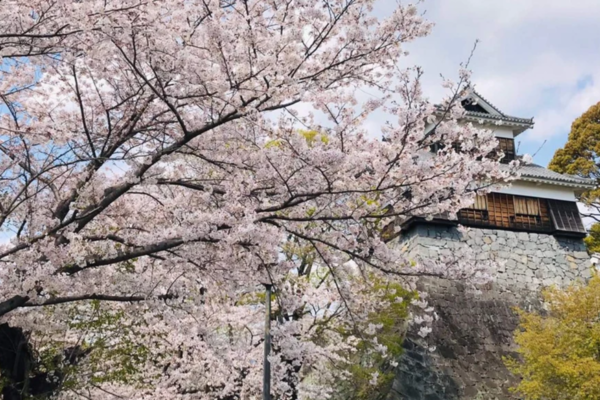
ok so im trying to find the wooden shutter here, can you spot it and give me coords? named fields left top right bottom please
left=547, top=200, right=585, bottom=233
left=514, top=197, right=540, bottom=216
left=459, top=194, right=552, bottom=232
left=486, top=193, right=514, bottom=228
left=472, top=195, right=488, bottom=210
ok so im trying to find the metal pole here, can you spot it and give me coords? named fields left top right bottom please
left=263, top=284, right=272, bottom=400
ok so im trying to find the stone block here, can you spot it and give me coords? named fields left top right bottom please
left=541, top=257, right=553, bottom=265
left=525, top=242, right=538, bottom=251
left=542, top=278, right=555, bottom=286
left=477, top=253, right=490, bottom=261
left=534, top=250, right=544, bottom=258
left=555, top=255, right=566, bottom=265
left=581, top=268, right=593, bottom=279
left=529, top=233, right=539, bottom=241
left=440, top=249, right=453, bottom=257
left=509, top=253, right=522, bottom=262
left=423, top=394, right=443, bottom=400
left=517, top=232, right=529, bottom=241
left=538, top=243, right=550, bottom=251
left=535, top=269, right=545, bottom=278
left=507, top=239, right=518, bottom=248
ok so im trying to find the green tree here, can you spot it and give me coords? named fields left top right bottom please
left=585, top=223, right=600, bottom=253
left=549, top=102, right=600, bottom=250
left=506, top=274, right=600, bottom=400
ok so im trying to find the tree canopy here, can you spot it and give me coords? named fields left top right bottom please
left=0, top=1, right=513, bottom=398
left=507, top=274, right=600, bottom=400
left=549, top=102, right=600, bottom=227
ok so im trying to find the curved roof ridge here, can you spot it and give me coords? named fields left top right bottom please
left=470, top=88, right=506, bottom=117
left=467, top=87, right=535, bottom=124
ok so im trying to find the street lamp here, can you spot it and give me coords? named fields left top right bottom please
left=263, top=283, right=272, bottom=400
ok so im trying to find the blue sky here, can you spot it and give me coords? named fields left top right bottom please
left=371, top=0, right=600, bottom=167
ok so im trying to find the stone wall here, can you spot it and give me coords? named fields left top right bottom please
left=388, top=224, right=592, bottom=400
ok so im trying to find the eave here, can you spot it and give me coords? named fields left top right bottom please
left=518, top=176, right=596, bottom=190
left=462, top=112, right=534, bottom=134
left=400, top=216, right=587, bottom=239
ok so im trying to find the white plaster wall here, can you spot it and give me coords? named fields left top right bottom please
left=498, top=181, right=577, bottom=201
left=470, top=123, right=515, bottom=139
left=492, top=127, right=515, bottom=139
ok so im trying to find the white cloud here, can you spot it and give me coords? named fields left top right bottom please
left=531, top=78, right=600, bottom=142
left=273, top=1, right=600, bottom=165
left=370, top=0, right=600, bottom=164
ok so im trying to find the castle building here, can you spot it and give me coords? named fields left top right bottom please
left=389, top=90, right=595, bottom=400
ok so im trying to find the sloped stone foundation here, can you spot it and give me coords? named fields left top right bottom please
left=388, top=224, right=592, bottom=399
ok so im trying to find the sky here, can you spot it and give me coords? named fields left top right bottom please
left=370, top=0, right=600, bottom=167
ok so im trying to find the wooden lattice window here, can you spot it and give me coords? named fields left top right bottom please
left=460, top=195, right=489, bottom=222
left=514, top=197, right=540, bottom=215
left=472, top=195, right=488, bottom=210
left=458, top=193, right=554, bottom=232
left=487, top=193, right=517, bottom=228
left=497, top=138, right=516, bottom=163
left=547, top=200, right=586, bottom=233
left=513, top=197, right=542, bottom=225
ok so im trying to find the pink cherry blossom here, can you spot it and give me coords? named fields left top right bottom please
left=0, top=1, right=516, bottom=398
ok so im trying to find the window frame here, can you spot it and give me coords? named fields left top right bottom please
left=457, top=193, right=584, bottom=235
left=496, top=137, right=516, bottom=163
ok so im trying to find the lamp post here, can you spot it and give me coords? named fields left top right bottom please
left=263, top=283, right=272, bottom=400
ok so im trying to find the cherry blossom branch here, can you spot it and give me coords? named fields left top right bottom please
left=21, top=294, right=146, bottom=308
left=0, top=293, right=181, bottom=318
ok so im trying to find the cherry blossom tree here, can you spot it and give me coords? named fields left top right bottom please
left=0, top=1, right=516, bottom=398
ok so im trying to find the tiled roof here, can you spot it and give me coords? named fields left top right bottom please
left=433, top=106, right=534, bottom=127
left=463, top=110, right=534, bottom=126
left=514, top=163, right=595, bottom=188
left=470, top=89, right=505, bottom=116
left=434, top=88, right=535, bottom=129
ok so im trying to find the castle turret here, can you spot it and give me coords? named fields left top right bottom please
left=389, top=90, right=595, bottom=400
